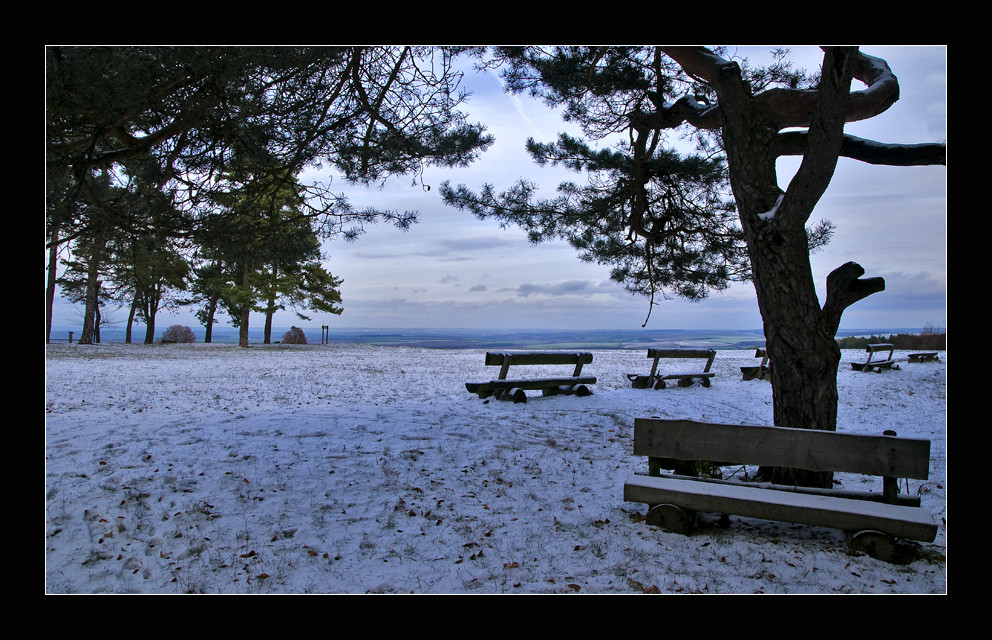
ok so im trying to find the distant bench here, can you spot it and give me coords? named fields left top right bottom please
left=623, top=418, right=938, bottom=561
left=627, top=348, right=716, bottom=389
left=908, top=352, right=940, bottom=363
left=850, top=343, right=898, bottom=372
left=465, top=351, right=596, bottom=403
left=740, top=347, right=770, bottom=381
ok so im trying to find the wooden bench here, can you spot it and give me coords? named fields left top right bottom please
left=627, top=348, right=716, bottom=389
left=465, top=351, right=596, bottom=403
left=623, top=418, right=937, bottom=561
left=908, top=352, right=940, bottom=363
left=850, top=343, right=899, bottom=372
left=740, top=347, right=770, bottom=381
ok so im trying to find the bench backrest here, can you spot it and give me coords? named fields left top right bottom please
left=633, top=418, right=930, bottom=480
left=866, top=343, right=894, bottom=357
left=865, top=343, right=894, bottom=352
left=646, top=348, right=716, bottom=371
left=485, top=351, right=593, bottom=378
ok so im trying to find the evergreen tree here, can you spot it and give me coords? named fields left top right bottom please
left=46, top=46, right=494, bottom=335
left=202, top=154, right=344, bottom=347
left=444, top=46, right=945, bottom=488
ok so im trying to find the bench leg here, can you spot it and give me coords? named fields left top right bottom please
left=645, top=504, right=696, bottom=535
left=848, top=529, right=896, bottom=562
left=630, top=375, right=652, bottom=389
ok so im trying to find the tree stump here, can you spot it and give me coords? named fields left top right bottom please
left=849, top=529, right=896, bottom=562
left=645, top=504, right=696, bottom=535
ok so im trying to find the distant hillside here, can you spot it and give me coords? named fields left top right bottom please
left=836, top=332, right=946, bottom=350
left=50, top=325, right=944, bottom=351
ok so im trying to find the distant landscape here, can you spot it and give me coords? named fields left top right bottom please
left=47, top=326, right=939, bottom=351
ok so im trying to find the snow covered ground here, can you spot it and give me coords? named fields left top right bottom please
left=45, top=342, right=946, bottom=594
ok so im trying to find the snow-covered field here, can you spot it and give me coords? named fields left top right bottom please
left=45, top=342, right=946, bottom=594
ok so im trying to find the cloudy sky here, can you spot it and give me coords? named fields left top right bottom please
left=50, top=45, right=947, bottom=333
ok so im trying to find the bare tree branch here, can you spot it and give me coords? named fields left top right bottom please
left=775, top=131, right=947, bottom=166
left=822, top=261, right=886, bottom=334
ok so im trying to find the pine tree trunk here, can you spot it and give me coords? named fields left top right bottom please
left=750, top=226, right=841, bottom=488
left=239, top=268, right=251, bottom=348
left=126, top=300, right=137, bottom=343
left=239, top=307, right=250, bottom=348
left=721, top=87, right=842, bottom=489
left=144, top=315, right=156, bottom=344
left=203, top=297, right=218, bottom=343
left=263, top=265, right=277, bottom=344
left=264, top=308, right=274, bottom=344
left=78, top=254, right=100, bottom=345
left=46, top=224, right=60, bottom=344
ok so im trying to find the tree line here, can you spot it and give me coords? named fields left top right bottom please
left=46, top=46, right=493, bottom=347
left=836, top=332, right=946, bottom=351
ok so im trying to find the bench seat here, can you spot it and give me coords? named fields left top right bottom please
left=850, top=343, right=898, bottom=372
left=623, top=418, right=938, bottom=560
left=851, top=359, right=896, bottom=372
left=466, top=351, right=596, bottom=402
left=466, top=376, right=596, bottom=394
left=741, top=347, right=770, bottom=381
left=629, top=348, right=717, bottom=389
left=624, top=473, right=937, bottom=542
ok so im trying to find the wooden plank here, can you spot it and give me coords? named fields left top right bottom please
left=646, top=348, right=714, bottom=359
left=631, top=349, right=717, bottom=385
left=489, top=376, right=596, bottom=391
left=865, top=343, right=894, bottom=352
left=631, top=471, right=922, bottom=507
left=465, top=381, right=493, bottom=394
left=633, top=418, right=931, bottom=479
left=863, top=344, right=895, bottom=369
left=646, top=348, right=716, bottom=371
left=484, top=351, right=593, bottom=366
left=623, top=474, right=937, bottom=542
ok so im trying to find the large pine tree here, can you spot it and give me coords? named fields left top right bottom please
left=444, top=46, right=945, bottom=488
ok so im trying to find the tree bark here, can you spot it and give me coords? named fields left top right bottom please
left=46, top=225, right=60, bottom=344
left=143, top=312, right=156, bottom=344
left=126, top=299, right=137, bottom=343
left=239, top=306, right=250, bottom=348
left=78, top=253, right=100, bottom=345
left=239, top=267, right=251, bottom=348
left=659, top=46, right=920, bottom=488
left=203, top=296, right=218, bottom=343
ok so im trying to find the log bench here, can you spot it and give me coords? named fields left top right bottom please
left=850, top=343, right=899, bottom=372
left=465, top=351, right=596, bottom=403
left=907, top=352, right=940, bottom=363
left=623, top=417, right=937, bottom=561
left=740, top=347, right=770, bottom=381
left=627, top=348, right=716, bottom=389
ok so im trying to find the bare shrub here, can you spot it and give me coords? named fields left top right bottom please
left=162, top=325, right=196, bottom=343
left=281, top=326, right=307, bottom=344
